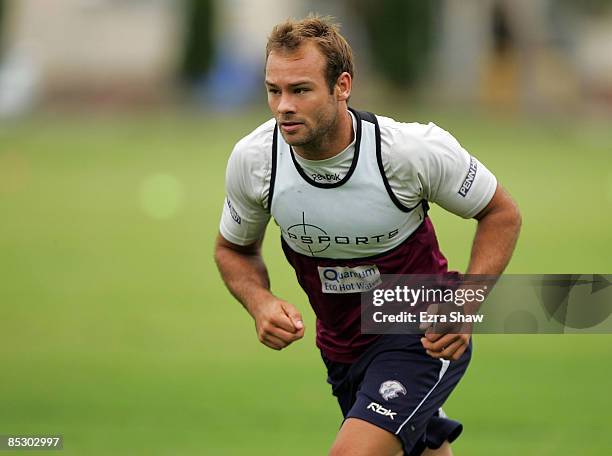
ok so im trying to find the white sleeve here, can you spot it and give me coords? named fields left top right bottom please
left=219, top=137, right=272, bottom=246
left=384, top=121, right=497, bottom=219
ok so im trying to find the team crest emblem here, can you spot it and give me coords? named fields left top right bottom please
left=379, top=380, right=407, bottom=401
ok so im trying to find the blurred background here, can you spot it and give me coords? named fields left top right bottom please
left=1, top=0, right=612, bottom=113
left=0, top=0, right=611, bottom=455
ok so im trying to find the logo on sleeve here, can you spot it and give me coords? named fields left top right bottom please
left=379, top=380, right=407, bottom=401
left=458, top=156, right=478, bottom=197
left=226, top=198, right=242, bottom=224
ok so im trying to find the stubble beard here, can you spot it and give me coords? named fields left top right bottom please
left=282, top=103, right=339, bottom=154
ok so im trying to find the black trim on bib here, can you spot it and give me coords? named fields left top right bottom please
left=361, top=109, right=428, bottom=215
left=267, top=126, right=279, bottom=212
left=356, top=109, right=377, bottom=124
left=288, top=108, right=362, bottom=189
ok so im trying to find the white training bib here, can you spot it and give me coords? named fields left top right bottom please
left=270, top=109, right=427, bottom=260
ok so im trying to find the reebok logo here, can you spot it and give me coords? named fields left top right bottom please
left=311, top=172, right=341, bottom=182
left=367, top=402, right=397, bottom=420
left=458, top=156, right=478, bottom=197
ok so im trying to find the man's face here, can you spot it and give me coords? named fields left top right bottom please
left=265, top=41, right=340, bottom=148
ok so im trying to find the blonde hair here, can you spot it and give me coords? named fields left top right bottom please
left=266, top=15, right=355, bottom=92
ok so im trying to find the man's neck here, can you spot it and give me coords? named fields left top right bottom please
left=293, top=109, right=353, bottom=161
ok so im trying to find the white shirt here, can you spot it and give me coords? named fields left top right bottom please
left=220, top=111, right=497, bottom=246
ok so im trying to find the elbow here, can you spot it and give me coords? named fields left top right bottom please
left=496, top=198, right=521, bottom=239
left=213, top=244, right=222, bottom=267
left=510, top=201, right=522, bottom=234
left=214, top=233, right=261, bottom=263
left=213, top=235, right=231, bottom=270
left=213, top=245, right=224, bottom=273
left=507, top=202, right=523, bottom=234
left=478, top=196, right=522, bottom=238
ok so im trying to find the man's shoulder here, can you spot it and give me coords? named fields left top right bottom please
left=374, top=113, right=441, bottom=141
left=233, top=118, right=276, bottom=157
left=227, top=118, right=275, bottom=177
left=369, top=113, right=451, bottom=160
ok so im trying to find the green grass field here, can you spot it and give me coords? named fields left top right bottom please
left=1, top=108, right=611, bottom=455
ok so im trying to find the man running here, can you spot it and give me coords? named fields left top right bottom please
left=215, top=15, right=521, bottom=456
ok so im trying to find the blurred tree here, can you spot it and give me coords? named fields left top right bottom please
left=0, top=0, right=5, bottom=54
left=355, top=0, right=440, bottom=87
left=181, top=0, right=215, bottom=82
left=558, top=0, right=612, bottom=14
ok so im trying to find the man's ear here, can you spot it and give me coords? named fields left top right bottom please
left=336, top=72, right=352, bottom=102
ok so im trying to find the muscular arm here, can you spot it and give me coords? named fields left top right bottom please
left=422, top=184, right=521, bottom=359
left=214, top=235, right=272, bottom=315
left=466, top=184, right=522, bottom=275
left=214, top=234, right=304, bottom=350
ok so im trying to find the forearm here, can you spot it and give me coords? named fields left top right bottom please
left=422, top=188, right=521, bottom=355
left=214, top=234, right=305, bottom=349
left=214, top=235, right=273, bottom=317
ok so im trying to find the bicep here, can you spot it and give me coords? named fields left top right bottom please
left=473, top=184, right=520, bottom=221
left=215, top=232, right=262, bottom=255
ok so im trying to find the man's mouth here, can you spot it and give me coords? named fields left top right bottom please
left=280, top=121, right=304, bottom=133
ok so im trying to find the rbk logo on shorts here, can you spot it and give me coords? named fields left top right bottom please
left=317, top=265, right=382, bottom=294
left=379, top=380, right=407, bottom=401
left=367, top=402, right=397, bottom=420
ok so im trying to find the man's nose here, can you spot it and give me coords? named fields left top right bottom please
left=277, top=93, right=296, bottom=114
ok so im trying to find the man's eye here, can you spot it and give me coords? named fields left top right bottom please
left=267, top=88, right=280, bottom=94
left=295, top=88, right=309, bottom=94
